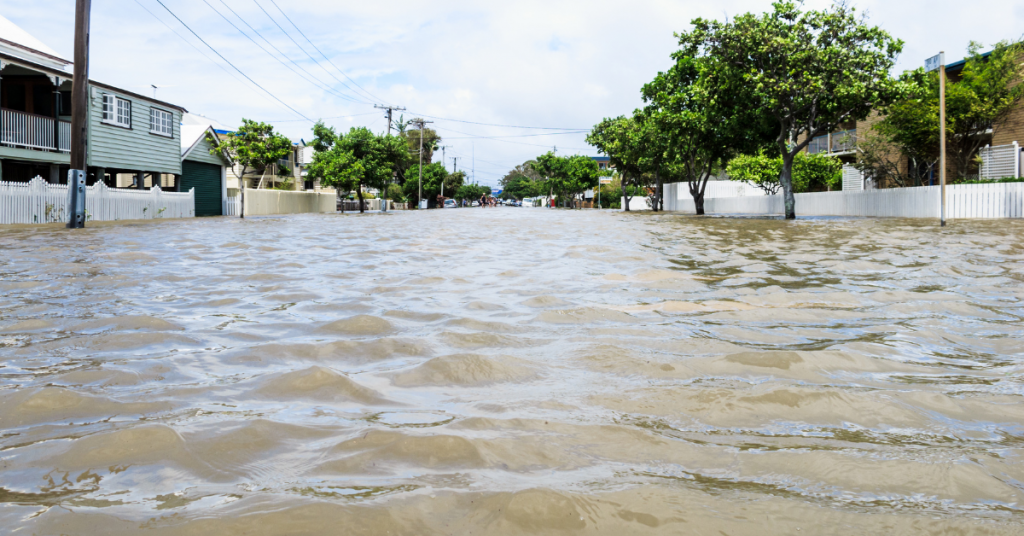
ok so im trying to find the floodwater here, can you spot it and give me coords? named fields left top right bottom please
left=1, top=209, right=1023, bottom=535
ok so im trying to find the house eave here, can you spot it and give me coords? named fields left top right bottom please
left=0, top=51, right=188, bottom=113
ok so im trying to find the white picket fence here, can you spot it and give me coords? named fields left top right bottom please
left=659, top=181, right=1024, bottom=219
left=224, top=195, right=241, bottom=216
left=0, top=176, right=194, bottom=225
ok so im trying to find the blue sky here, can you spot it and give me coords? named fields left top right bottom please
left=3, top=0, right=1022, bottom=186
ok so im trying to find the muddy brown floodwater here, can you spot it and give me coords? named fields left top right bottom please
left=1, top=209, right=1023, bottom=534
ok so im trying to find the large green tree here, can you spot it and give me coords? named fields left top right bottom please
left=534, top=152, right=603, bottom=208
left=587, top=116, right=651, bottom=211
left=685, top=1, right=905, bottom=218
left=946, top=41, right=1024, bottom=179
left=308, top=123, right=408, bottom=213
left=856, top=40, right=1024, bottom=185
left=642, top=38, right=775, bottom=214
left=216, top=119, right=292, bottom=218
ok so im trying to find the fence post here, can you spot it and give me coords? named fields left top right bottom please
left=1015, top=141, right=1020, bottom=179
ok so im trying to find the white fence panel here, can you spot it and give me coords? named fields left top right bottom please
left=663, top=182, right=1024, bottom=219
left=243, top=188, right=336, bottom=216
left=0, top=176, right=194, bottom=225
left=224, top=195, right=241, bottom=216
left=979, top=143, right=1020, bottom=180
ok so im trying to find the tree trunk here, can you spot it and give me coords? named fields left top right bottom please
left=338, top=187, right=345, bottom=214
left=781, top=153, right=796, bottom=220
left=356, top=183, right=365, bottom=214
left=623, top=175, right=631, bottom=212
left=694, top=192, right=705, bottom=215
left=654, top=171, right=663, bottom=212
left=239, top=165, right=247, bottom=219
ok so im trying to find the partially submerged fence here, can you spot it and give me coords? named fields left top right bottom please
left=1, top=177, right=194, bottom=225
left=658, top=181, right=1024, bottom=219
left=241, top=188, right=335, bottom=216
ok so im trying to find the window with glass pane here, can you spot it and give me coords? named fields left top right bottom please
left=117, top=98, right=131, bottom=127
left=150, top=108, right=173, bottom=136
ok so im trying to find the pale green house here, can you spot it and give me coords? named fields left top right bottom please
left=1, top=14, right=186, bottom=188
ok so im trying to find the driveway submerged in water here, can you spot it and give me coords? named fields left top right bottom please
left=1, top=210, right=1023, bottom=534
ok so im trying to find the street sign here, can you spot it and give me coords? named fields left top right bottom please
left=925, top=52, right=945, bottom=73
left=599, top=178, right=613, bottom=184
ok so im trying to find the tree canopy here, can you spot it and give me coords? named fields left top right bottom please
left=684, top=1, right=905, bottom=218
left=534, top=152, right=604, bottom=208
left=587, top=116, right=651, bottom=211
left=215, top=119, right=291, bottom=218
left=308, top=122, right=408, bottom=213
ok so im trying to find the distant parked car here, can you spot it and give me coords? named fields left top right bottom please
left=471, top=201, right=480, bottom=207
left=444, top=199, right=457, bottom=208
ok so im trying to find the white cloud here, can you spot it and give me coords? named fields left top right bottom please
left=3, top=0, right=1022, bottom=185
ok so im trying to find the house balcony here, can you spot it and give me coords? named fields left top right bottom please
left=807, top=129, right=857, bottom=156
left=1, top=108, right=70, bottom=152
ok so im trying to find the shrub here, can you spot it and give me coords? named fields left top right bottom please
left=727, top=151, right=842, bottom=193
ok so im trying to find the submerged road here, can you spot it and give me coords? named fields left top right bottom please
left=1, top=209, right=1023, bottom=534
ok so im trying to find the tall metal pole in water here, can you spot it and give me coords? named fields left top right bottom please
left=939, top=53, right=947, bottom=227
left=67, top=0, right=91, bottom=228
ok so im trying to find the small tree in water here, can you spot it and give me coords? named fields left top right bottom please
left=587, top=117, right=652, bottom=212
left=215, top=119, right=292, bottom=218
left=685, top=1, right=905, bottom=218
left=308, top=123, right=409, bottom=213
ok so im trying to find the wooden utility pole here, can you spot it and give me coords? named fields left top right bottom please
left=67, top=0, right=91, bottom=228
left=374, top=104, right=405, bottom=136
left=439, top=145, right=447, bottom=199
left=412, top=119, right=432, bottom=208
left=374, top=104, right=405, bottom=212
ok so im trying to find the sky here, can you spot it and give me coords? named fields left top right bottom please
left=3, top=0, right=1023, bottom=187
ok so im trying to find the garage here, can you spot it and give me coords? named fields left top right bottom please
left=180, top=125, right=229, bottom=217
left=180, top=160, right=222, bottom=216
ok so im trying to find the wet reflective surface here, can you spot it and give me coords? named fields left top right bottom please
left=1, top=209, right=1023, bottom=534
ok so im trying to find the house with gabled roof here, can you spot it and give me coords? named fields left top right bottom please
left=1, top=14, right=187, bottom=189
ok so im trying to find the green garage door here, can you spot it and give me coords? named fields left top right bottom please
left=181, top=160, right=222, bottom=217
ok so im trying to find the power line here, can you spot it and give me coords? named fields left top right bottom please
left=251, top=0, right=381, bottom=105
left=266, top=0, right=386, bottom=105
left=435, top=125, right=592, bottom=150
left=266, top=111, right=380, bottom=123
left=209, top=0, right=372, bottom=105
left=151, top=0, right=314, bottom=122
left=442, top=130, right=590, bottom=140
left=131, top=0, right=274, bottom=107
left=199, top=0, right=366, bottom=106
left=407, top=112, right=589, bottom=130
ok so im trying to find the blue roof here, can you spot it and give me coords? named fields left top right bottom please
left=590, top=156, right=610, bottom=162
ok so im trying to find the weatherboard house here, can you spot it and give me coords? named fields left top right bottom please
left=0, top=14, right=213, bottom=195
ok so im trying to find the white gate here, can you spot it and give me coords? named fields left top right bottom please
left=979, top=142, right=1020, bottom=180
left=842, top=165, right=863, bottom=191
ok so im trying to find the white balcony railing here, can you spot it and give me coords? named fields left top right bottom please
left=1, top=108, right=71, bottom=152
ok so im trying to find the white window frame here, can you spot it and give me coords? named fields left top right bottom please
left=149, top=107, right=173, bottom=137
left=101, top=94, right=132, bottom=128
